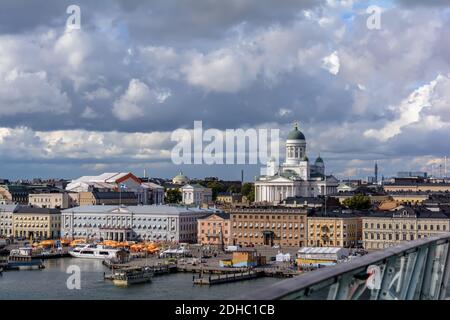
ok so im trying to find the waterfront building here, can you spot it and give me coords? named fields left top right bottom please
left=307, top=210, right=362, bottom=248
left=181, top=184, right=212, bottom=206
left=12, top=206, right=61, bottom=240
left=0, top=204, right=19, bottom=237
left=229, top=206, right=308, bottom=247
left=61, top=205, right=218, bottom=243
left=78, top=191, right=138, bottom=206
left=255, top=123, right=338, bottom=204
left=197, top=212, right=231, bottom=246
left=28, top=191, right=78, bottom=209
left=362, top=206, right=450, bottom=250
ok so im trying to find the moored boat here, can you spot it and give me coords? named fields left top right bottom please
left=112, top=266, right=153, bottom=286
left=69, top=243, right=123, bottom=260
left=7, top=247, right=44, bottom=270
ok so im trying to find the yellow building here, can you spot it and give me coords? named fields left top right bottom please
left=389, top=193, right=429, bottom=205
left=362, top=207, right=450, bottom=251
left=13, top=207, right=61, bottom=240
left=216, top=193, right=242, bottom=204
left=307, top=211, right=362, bottom=248
left=28, top=192, right=78, bottom=209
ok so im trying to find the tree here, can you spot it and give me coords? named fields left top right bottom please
left=241, top=182, right=255, bottom=202
left=206, top=181, right=227, bottom=200
left=165, top=188, right=182, bottom=204
left=342, top=194, right=371, bottom=210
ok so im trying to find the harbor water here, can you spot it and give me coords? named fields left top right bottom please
left=0, top=258, right=282, bottom=300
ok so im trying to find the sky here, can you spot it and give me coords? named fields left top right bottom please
left=0, top=0, right=450, bottom=181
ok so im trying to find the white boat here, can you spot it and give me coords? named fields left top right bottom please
left=69, top=244, right=120, bottom=260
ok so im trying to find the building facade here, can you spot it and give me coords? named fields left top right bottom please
left=78, top=191, right=138, bottom=206
left=181, top=184, right=213, bottom=206
left=13, top=206, right=61, bottom=240
left=362, top=207, right=450, bottom=250
left=61, top=205, right=218, bottom=243
left=255, top=123, right=338, bottom=204
left=307, top=211, right=362, bottom=248
left=230, top=206, right=308, bottom=247
left=28, top=192, right=78, bottom=209
left=0, top=204, right=18, bottom=237
left=197, top=212, right=231, bottom=246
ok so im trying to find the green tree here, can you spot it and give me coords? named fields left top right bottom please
left=206, top=181, right=227, bottom=200
left=165, top=188, right=182, bottom=204
left=342, top=194, right=371, bottom=210
left=241, top=182, right=255, bottom=202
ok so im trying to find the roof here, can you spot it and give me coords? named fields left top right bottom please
left=92, top=191, right=137, bottom=200
left=362, top=207, right=450, bottom=219
left=287, top=123, right=305, bottom=140
left=61, top=205, right=219, bottom=216
left=70, top=172, right=139, bottom=184
left=0, top=204, right=19, bottom=212
left=298, top=247, right=346, bottom=254
left=315, top=155, right=324, bottom=163
left=199, top=212, right=230, bottom=220
left=15, top=206, right=60, bottom=215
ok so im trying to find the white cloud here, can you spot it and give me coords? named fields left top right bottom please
left=322, top=51, right=340, bottom=75
left=112, top=79, right=170, bottom=121
left=0, top=69, right=71, bottom=115
left=364, top=74, right=445, bottom=141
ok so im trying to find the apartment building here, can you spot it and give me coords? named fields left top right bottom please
left=13, top=206, right=61, bottom=240
left=307, top=211, right=362, bottom=248
left=362, top=206, right=450, bottom=250
left=28, top=192, right=78, bottom=209
left=0, top=204, right=19, bottom=237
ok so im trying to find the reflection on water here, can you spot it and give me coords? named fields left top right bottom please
left=0, top=258, right=282, bottom=300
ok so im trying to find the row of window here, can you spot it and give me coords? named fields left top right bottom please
left=364, top=222, right=447, bottom=231
left=364, top=232, right=434, bottom=241
left=232, top=215, right=305, bottom=221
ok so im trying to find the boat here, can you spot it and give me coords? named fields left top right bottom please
left=7, top=247, right=45, bottom=270
left=69, top=244, right=122, bottom=260
left=111, top=266, right=153, bottom=286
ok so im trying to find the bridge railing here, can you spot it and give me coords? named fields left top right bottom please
left=239, top=233, right=450, bottom=300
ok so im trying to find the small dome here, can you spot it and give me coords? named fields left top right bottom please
left=287, top=123, right=305, bottom=140
left=172, top=171, right=189, bottom=184
left=315, top=155, right=324, bottom=163
left=301, top=155, right=309, bottom=161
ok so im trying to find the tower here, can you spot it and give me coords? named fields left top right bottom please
left=285, top=122, right=306, bottom=166
left=374, top=161, right=378, bottom=184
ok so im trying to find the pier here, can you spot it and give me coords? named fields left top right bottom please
left=193, top=270, right=263, bottom=285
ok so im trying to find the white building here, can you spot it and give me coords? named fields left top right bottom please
left=181, top=184, right=213, bottom=206
left=66, top=172, right=156, bottom=205
left=61, top=205, right=218, bottom=243
left=0, top=204, right=18, bottom=237
left=255, top=123, right=338, bottom=203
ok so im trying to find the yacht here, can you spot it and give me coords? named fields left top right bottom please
left=69, top=244, right=121, bottom=260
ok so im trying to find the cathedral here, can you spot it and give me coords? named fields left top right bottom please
left=255, top=123, right=338, bottom=203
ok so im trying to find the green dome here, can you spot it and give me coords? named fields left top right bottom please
left=287, top=123, right=305, bottom=140
left=315, top=156, right=324, bottom=163
left=301, top=155, right=309, bottom=161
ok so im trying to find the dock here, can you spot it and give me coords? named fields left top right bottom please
left=193, top=270, right=263, bottom=285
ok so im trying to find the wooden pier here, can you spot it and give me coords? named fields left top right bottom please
left=193, top=270, right=262, bottom=285
left=104, top=264, right=177, bottom=280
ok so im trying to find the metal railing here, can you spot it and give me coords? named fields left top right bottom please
left=239, top=233, right=450, bottom=300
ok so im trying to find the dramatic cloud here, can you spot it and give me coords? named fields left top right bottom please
left=0, top=0, right=449, bottom=180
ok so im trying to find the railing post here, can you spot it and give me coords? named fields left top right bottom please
left=405, top=246, right=428, bottom=300
left=438, top=241, right=450, bottom=300
left=420, top=242, right=437, bottom=300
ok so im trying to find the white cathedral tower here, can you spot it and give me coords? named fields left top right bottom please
left=254, top=122, right=338, bottom=203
